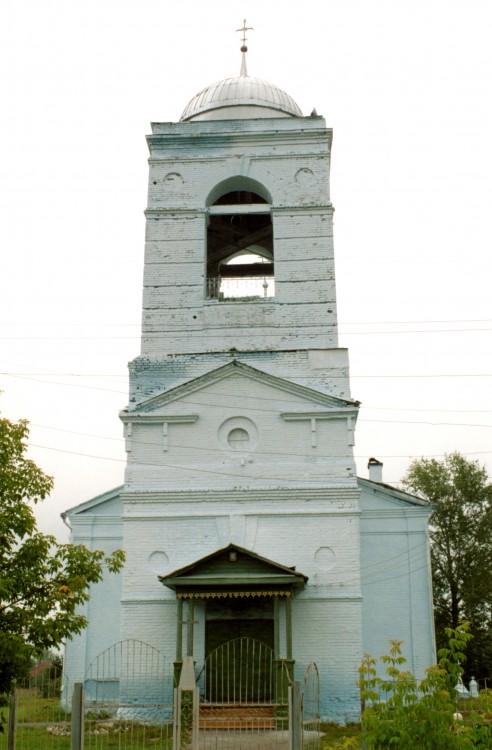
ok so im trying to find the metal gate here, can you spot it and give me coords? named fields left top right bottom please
left=196, top=637, right=291, bottom=746
left=83, top=639, right=174, bottom=748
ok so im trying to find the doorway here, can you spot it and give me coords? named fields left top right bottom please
left=203, top=598, right=274, bottom=702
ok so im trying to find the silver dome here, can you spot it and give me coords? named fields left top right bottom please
left=180, top=76, right=303, bottom=121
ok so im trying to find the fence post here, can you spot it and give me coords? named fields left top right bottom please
left=173, top=656, right=198, bottom=750
left=7, top=682, right=17, bottom=750
left=71, top=682, right=85, bottom=750
left=289, top=681, right=302, bottom=750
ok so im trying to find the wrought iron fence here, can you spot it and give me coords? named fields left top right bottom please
left=0, top=642, right=176, bottom=750
left=2, top=642, right=322, bottom=750
left=83, top=639, right=174, bottom=749
left=1, top=670, right=72, bottom=750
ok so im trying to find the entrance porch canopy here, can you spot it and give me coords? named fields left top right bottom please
left=159, top=543, right=308, bottom=599
left=160, top=544, right=307, bottom=664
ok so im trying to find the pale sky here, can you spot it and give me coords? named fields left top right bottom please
left=1, top=0, right=491, bottom=540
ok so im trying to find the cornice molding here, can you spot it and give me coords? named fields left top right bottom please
left=120, top=486, right=361, bottom=504
left=121, top=414, right=198, bottom=425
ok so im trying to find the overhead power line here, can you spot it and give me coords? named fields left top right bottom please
left=2, top=317, right=492, bottom=327
left=2, top=372, right=492, bottom=395
left=28, top=441, right=492, bottom=472
left=0, top=373, right=127, bottom=394
left=1, top=326, right=492, bottom=340
left=26, top=423, right=492, bottom=464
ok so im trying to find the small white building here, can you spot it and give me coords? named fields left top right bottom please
left=63, top=45, right=435, bottom=723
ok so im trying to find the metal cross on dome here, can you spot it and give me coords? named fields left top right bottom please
left=236, top=19, right=254, bottom=50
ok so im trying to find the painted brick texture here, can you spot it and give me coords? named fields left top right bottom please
left=62, top=110, right=434, bottom=726
left=140, top=118, right=337, bottom=358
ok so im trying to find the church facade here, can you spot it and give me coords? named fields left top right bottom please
left=63, top=48, right=435, bottom=722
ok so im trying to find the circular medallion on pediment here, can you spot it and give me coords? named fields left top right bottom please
left=218, top=417, right=258, bottom=454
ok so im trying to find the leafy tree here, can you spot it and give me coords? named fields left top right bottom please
left=402, top=452, right=492, bottom=683
left=0, top=415, right=125, bottom=704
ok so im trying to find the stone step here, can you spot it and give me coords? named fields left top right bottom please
left=199, top=718, right=277, bottom=730
left=199, top=704, right=278, bottom=730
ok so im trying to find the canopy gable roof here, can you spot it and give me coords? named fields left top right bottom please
left=159, top=543, right=308, bottom=599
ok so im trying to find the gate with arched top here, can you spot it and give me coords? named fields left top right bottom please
left=196, top=637, right=292, bottom=733
left=83, top=639, right=174, bottom=748
left=302, top=662, right=321, bottom=750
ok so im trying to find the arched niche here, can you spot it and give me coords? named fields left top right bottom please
left=206, top=176, right=273, bottom=207
left=206, top=178, right=274, bottom=300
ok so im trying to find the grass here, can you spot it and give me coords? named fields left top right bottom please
left=1, top=719, right=174, bottom=750
left=13, top=688, right=71, bottom=723
left=0, top=688, right=174, bottom=750
left=320, top=722, right=362, bottom=748
left=1, top=691, right=360, bottom=750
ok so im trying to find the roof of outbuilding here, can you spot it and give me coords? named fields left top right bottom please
left=358, top=476, right=430, bottom=507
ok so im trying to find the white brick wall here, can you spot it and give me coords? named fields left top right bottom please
left=140, top=118, right=337, bottom=358
left=359, top=483, right=436, bottom=678
left=62, top=109, right=434, bottom=726
left=63, top=478, right=434, bottom=722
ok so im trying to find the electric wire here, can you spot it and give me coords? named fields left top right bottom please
left=28, top=441, right=492, bottom=479
left=1, top=325, right=492, bottom=340
left=27, top=423, right=492, bottom=458
left=2, top=317, right=492, bottom=326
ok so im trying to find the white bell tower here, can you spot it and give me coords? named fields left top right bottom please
left=63, top=28, right=435, bottom=727
left=131, top=44, right=353, bottom=410
left=119, top=37, right=364, bottom=721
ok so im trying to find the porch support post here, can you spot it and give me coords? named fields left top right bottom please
left=274, top=594, right=295, bottom=717
left=174, top=597, right=184, bottom=686
left=274, top=596, right=280, bottom=654
left=176, top=598, right=183, bottom=660
left=186, top=599, right=195, bottom=657
left=286, top=595, right=293, bottom=659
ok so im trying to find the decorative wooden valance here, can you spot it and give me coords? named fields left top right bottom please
left=177, top=590, right=292, bottom=600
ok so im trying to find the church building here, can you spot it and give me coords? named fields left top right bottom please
left=63, top=35, right=435, bottom=723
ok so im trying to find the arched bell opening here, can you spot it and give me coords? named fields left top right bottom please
left=206, top=188, right=274, bottom=300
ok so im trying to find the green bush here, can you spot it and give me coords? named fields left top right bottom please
left=359, top=623, right=492, bottom=749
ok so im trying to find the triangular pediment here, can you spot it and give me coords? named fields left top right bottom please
left=358, top=477, right=431, bottom=510
left=159, top=543, right=308, bottom=597
left=62, top=486, right=123, bottom=519
left=122, top=360, right=358, bottom=418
